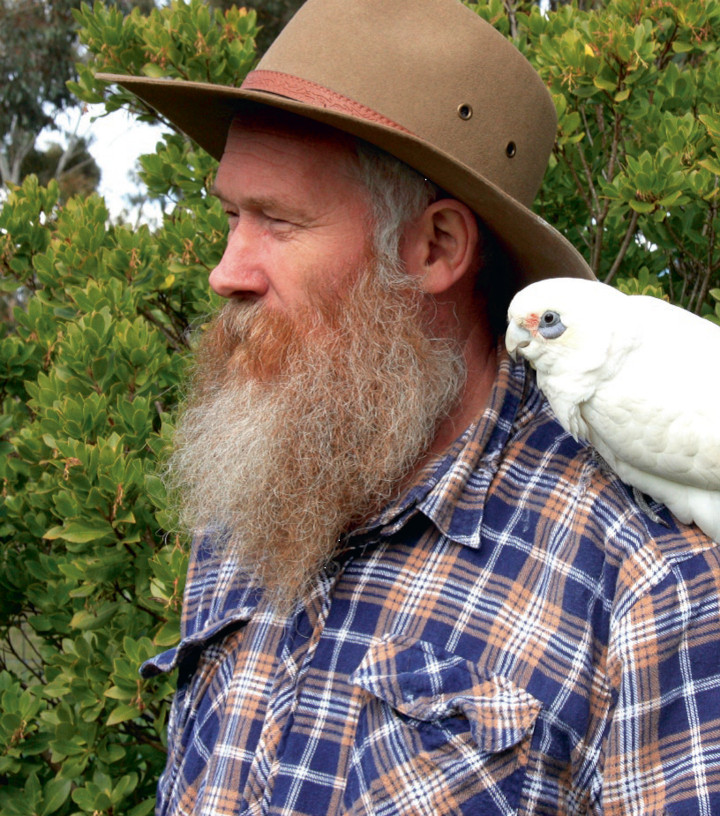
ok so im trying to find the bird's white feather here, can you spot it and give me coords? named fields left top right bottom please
left=506, top=278, right=720, bottom=540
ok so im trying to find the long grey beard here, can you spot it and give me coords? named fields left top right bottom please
left=164, top=261, right=466, bottom=612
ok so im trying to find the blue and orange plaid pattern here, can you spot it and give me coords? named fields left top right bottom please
left=144, top=353, right=720, bottom=815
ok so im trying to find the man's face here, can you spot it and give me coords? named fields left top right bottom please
left=209, top=116, right=374, bottom=311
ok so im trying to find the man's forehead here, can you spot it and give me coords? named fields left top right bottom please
left=213, top=107, right=369, bottom=207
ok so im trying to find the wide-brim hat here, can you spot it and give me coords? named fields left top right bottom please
left=98, top=0, right=594, bottom=288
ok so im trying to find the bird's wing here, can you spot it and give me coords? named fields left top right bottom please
left=580, top=345, right=720, bottom=491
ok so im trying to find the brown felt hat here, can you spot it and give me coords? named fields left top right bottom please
left=98, top=0, right=594, bottom=287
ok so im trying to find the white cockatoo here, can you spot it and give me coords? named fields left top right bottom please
left=506, top=277, right=720, bottom=542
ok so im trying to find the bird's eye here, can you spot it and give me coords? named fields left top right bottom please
left=538, top=310, right=566, bottom=339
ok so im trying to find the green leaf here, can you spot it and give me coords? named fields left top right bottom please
left=127, top=798, right=157, bottom=816
left=698, top=158, right=720, bottom=176
left=70, top=603, right=119, bottom=631
left=71, top=788, right=96, bottom=811
left=153, top=620, right=180, bottom=647
left=43, top=520, right=115, bottom=543
left=614, top=87, right=631, bottom=103
left=104, top=684, right=132, bottom=701
left=628, top=199, right=656, bottom=214
left=41, top=777, right=72, bottom=816
left=592, top=76, right=616, bottom=93
left=106, top=703, right=141, bottom=726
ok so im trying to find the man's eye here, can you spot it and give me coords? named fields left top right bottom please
left=264, top=210, right=293, bottom=225
left=266, top=215, right=298, bottom=234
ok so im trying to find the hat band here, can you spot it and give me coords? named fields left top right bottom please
left=240, top=70, right=413, bottom=135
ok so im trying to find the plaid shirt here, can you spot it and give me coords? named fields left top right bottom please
left=144, top=352, right=720, bottom=815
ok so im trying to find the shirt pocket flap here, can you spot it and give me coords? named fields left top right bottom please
left=140, top=610, right=254, bottom=678
left=349, top=634, right=541, bottom=753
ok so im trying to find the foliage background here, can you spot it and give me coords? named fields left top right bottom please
left=1, top=0, right=719, bottom=813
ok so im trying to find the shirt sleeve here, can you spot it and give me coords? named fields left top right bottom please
left=602, top=540, right=720, bottom=814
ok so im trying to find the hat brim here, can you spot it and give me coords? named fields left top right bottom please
left=99, top=74, right=594, bottom=286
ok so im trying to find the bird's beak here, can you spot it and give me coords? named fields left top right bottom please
left=505, top=321, right=532, bottom=361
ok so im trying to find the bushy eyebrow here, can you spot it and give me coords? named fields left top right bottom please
left=209, top=186, right=309, bottom=223
left=209, top=183, right=238, bottom=207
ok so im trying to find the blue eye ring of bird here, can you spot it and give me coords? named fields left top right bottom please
left=538, top=310, right=567, bottom=339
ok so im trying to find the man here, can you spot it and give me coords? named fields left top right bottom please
left=100, top=0, right=720, bottom=813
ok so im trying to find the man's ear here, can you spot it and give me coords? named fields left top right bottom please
left=400, top=198, right=480, bottom=295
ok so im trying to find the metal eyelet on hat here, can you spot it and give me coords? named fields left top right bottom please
left=506, top=141, right=517, bottom=158
left=457, top=103, right=473, bottom=120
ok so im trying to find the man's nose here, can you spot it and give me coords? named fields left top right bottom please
left=208, top=226, right=269, bottom=299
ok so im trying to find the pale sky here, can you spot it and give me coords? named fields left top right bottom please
left=87, top=105, right=168, bottom=221
left=41, top=103, right=169, bottom=223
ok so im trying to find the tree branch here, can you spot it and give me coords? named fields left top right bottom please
left=503, top=0, right=518, bottom=39
left=558, top=148, right=594, bottom=223
left=2, top=631, right=45, bottom=683
left=604, top=209, right=640, bottom=284
left=120, top=720, right=167, bottom=753
left=138, top=306, right=189, bottom=352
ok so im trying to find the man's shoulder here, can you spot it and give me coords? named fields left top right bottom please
left=436, top=355, right=715, bottom=573
left=494, top=390, right=719, bottom=598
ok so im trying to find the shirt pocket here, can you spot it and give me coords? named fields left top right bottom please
left=344, top=634, right=541, bottom=816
